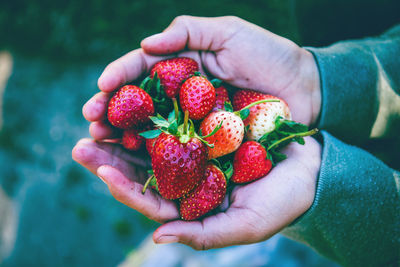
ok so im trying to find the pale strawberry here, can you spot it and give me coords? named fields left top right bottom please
left=233, top=90, right=291, bottom=141
left=199, top=111, right=244, bottom=159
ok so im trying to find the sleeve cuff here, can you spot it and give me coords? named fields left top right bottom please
left=281, top=131, right=400, bottom=266
left=305, top=44, right=379, bottom=145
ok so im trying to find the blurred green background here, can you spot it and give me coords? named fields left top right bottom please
left=0, top=0, right=398, bottom=266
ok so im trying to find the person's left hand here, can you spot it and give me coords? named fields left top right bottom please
left=72, top=136, right=321, bottom=250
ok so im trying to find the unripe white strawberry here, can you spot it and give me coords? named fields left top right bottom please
left=233, top=90, right=291, bottom=141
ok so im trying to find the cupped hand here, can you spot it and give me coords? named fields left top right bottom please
left=73, top=135, right=321, bottom=250
left=74, top=15, right=323, bottom=249
left=85, top=16, right=321, bottom=142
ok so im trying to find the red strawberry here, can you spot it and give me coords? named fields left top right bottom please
left=180, top=163, right=226, bottom=220
left=145, top=136, right=158, bottom=157
left=212, top=85, right=231, bottom=112
left=150, top=57, right=199, bottom=98
left=231, top=141, right=272, bottom=183
left=180, top=76, right=216, bottom=120
left=233, top=90, right=291, bottom=141
left=122, top=129, right=144, bottom=151
left=199, top=111, right=244, bottom=159
left=151, top=133, right=208, bottom=200
left=107, top=85, right=154, bottom=129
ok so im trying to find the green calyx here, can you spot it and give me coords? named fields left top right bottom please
left=258, top=116, right=319, bottom=166
left=142, top=171, right=158, bottom=194
left=139, top=108, right=222, bottom=147
left=210, top=78, right=223, bottom=88
left=210, top=158, right=233, bottom=183
left=140, top=72, right=172, bottom=116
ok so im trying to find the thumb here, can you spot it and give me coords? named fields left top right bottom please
left=141, top=15, right=239, bottom=55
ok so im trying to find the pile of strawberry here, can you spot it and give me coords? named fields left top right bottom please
left=106, top=57, right=317, bottom=220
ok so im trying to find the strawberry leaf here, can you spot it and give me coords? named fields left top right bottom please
left=222, top=161, right=233, bottom=181
left=244, top=125, right=250, bottom=134
left=210, top=78, right=223, bottom=88
left=140, top=76, right=152, bottom=91
left=224, top=101, right=234, bottom=112
left=168, top=120, right=178, bottom=135
left=149, top=176, right=159, bottom=192
left=259, top=116, right=318, bottom=165
left=168, top=110, right=176, bottom=123
left=149, top=115, right=170, bottom=128
left=139, top=129, right=162, bottom=139
left=239, top=109, right=250, bottom=120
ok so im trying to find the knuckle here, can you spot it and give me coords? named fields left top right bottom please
left=191, top=236, right=212, bottom=251
left=223, top=15, right=241, bottom=25
left=174, top=15, right=190, bottom=25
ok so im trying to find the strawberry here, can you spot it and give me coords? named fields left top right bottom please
left=199, top=111, right=244, bottom=159
left=231, top=141, right=272, bottom=183
left=145, top=136, right=158, bottom=157
left=122, top=128, right=144, bottom=151
left=212, top=83, right=231, bottom=112
left=150, top=57, right=199, bottom=98
left=107, top=85, right=154, bottom=129
left=180, top=163, right=226, bottom=220
left=233, top=90, right=291, bottom=141
left=151, top=133, right=208, bottom=200
left=179, top=76, right=216, bottom=120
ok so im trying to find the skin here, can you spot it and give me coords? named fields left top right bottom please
left=72, top=16, right=322, bottom=250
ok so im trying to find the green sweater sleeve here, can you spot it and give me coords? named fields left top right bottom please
left=281, top=26, right=400, bottom=266
left=282, top=131, right=400, bottom=266
left=308, top=25, right=400, bottom=144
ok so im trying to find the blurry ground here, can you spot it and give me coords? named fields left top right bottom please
left=0, top=0, right=399, bottom=266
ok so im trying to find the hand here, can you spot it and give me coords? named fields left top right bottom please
left=73, top=15, right=322, bottom=249
left=82, top=16, right=321, bottom=141
left=73, top=136, right=321, bottom=250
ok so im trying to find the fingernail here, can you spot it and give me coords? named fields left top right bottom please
left=96, top=166, right=108, bottom=184
left=155, top=235, right=179, bottom=244
left=142, top=33, right=162, bottom=46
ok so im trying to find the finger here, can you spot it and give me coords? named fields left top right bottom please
left=97, top=165, right=179, bottom=223
left=98, top=49, right=169, bottom=93
left=72, top=138, right=149, bottom=178
left=141, top=16, right=240, bottom=55
left=153, top=207, right=263, bottom=250
left=89, top=121, right=121, bottom=140
left=82, top=92, right=111, bottom=122
left=176, top=50, right=207, bottom=76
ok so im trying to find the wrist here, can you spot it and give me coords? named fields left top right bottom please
left=299, top=49, right=321, bottom=126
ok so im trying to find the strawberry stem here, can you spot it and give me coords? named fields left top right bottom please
left=172, top=98, right=179, bottom=121
left=142, top=174, right=155, bottom=194
left=183, top=110, right=189, bottom=135
left=236, top=99, right=281, bottom=114
left=267, top=128, right=319, bottom=151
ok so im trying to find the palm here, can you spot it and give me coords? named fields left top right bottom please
left=152, top=138, right=320, bottom=250
left=72, top=139, right=179, bottom=223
